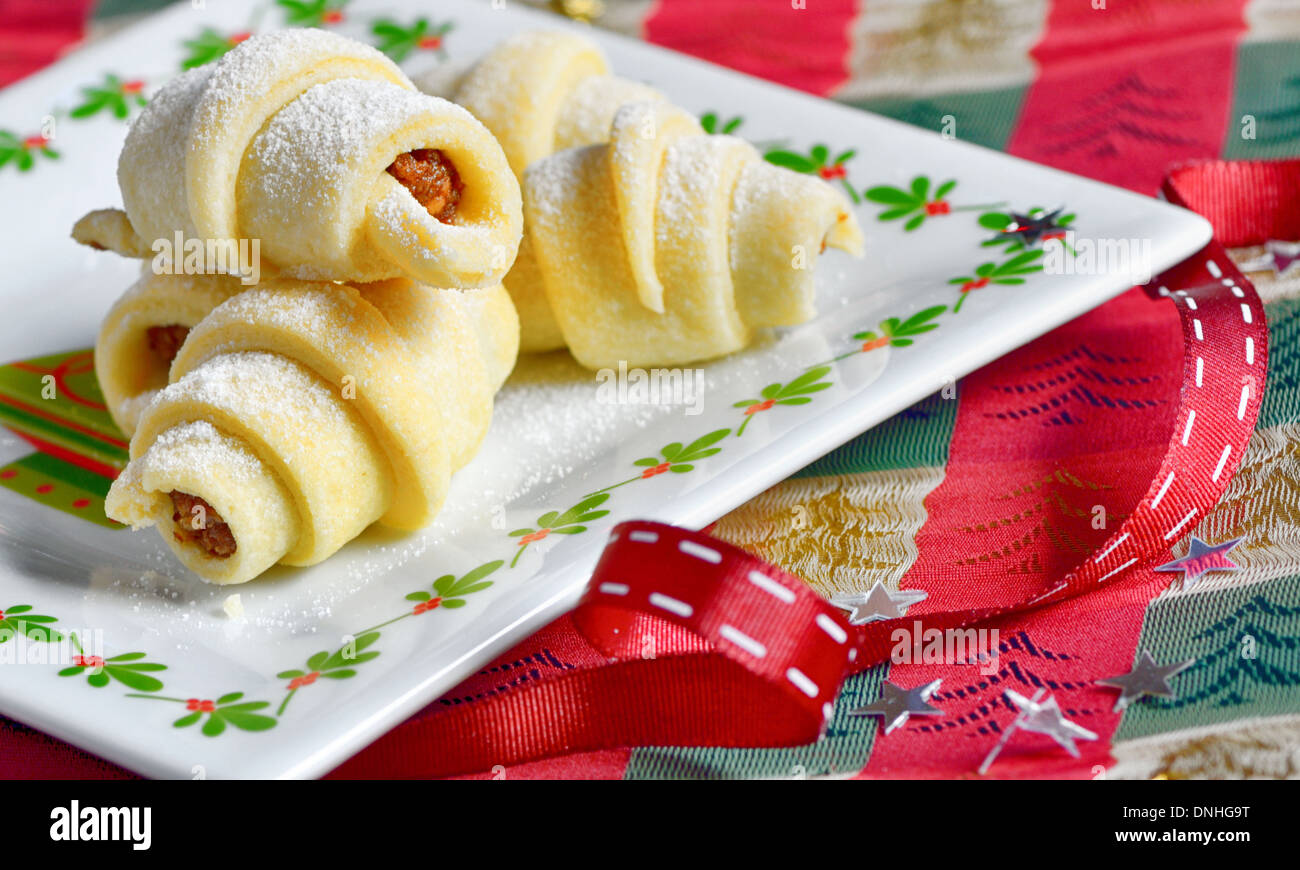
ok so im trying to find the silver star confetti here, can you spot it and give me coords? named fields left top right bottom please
left=1154, top=535, right=1241, bottom=591
left=979, top=688, right=1098, bottom=774
left=1096, top=650, right=1195, bottom=712
left=1005, top=689, right=1098, bottom=757
left=830, top=581, right=927, bottom=625
left=850, top=679, right=942, bottom=734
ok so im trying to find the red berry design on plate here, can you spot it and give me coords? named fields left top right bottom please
left=0, top=605, right=62, bottom=643
left=865, top=176, right=974, bottom=230
left=948, top=250, right=1045, bottom=312
left=277, top=0, right=349, bottom=28
left=589, top=430, right=732, bottom=496
left=733, top=369, right=833, bottom=435
left=765, top=144, right=860, bottom=203
left=276, top=630, right=384, bottom=714
left=509, top=497, right=610, bottom=565
left=61, top=640, right=163, bottom=689
left=69, top=74, right=149, bottom=120
left=404, top=562, right=504, bottom=613
left=181, top=28, right=253, bottom=69
left=518, top=529, right=550, bottom=545
left=371, top=17, right=454, bottom=62
left=172, top=692, right=277, bottom=736
left=2, top=129, right=59, bottom=171
left=412, top=597, right=443, bottom=614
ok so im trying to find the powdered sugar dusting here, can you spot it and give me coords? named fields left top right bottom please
left=246, top=78, right=450, bottom=224
left=189, top=29, right=406, bottom=151
left=142, top=418, right=266, bottom=483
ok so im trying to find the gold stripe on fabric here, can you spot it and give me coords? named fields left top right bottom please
left=711, top=466, right=945, bottom=600
left=1158, top=424, right=1300, bottom=599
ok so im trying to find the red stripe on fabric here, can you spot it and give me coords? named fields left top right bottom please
left=860, top=159, right=1293, bottom=777
left=1031, top=0, right=1247, bottom=63
left=849, top=241, right=1265, bottom=669
left=855, top=290, right=1180, bottom=777
left=643, top=0, right=857, bottom=96
left=904, top=288, right=1182, bottom=603
left=0, top=0, right=94, bottom=87
left=1006, top=0, right=1249, bottom=192
left=0, top=393, right=129, bottom=450
left=860, top=567, right=1167, bottom=779
left=0, top=717, right=135, bottom=779
left=11, top=432, right=121, bottom=479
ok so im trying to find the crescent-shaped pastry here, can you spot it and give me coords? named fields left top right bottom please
left=522, top=102, right=865, bottom=369
left=103, top=275, right=519, bottom=585
left=449, top=30, right=665, bottom=174
left=422, top=30, right=666, bottom=351
left=95, top=269, right=247, bottom=437
left=78, top=30, right=521, bottom=290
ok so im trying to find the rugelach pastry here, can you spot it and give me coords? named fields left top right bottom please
left=426, top=31, right=862, bottom=362
left=102, top=274, right=518, bottom=585
left=522, top=102, right=863, bottom=368
left=422, top=30, right=667, bottom=351
left=75, top=29, right=522, bottom=289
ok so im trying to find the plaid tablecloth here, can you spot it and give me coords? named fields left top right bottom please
left=2, top=0, right=1299, bottom=779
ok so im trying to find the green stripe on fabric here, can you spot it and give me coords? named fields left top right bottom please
left=1258, top=298, right=1300, bottom=429
left=0, top=402, right=126, bottom=465
left=0, top=454, right=120, bottom=529
left=1113, top=572, right=1300, bottom=742
left=16, top=451, right=113, bottom=497
left=848, top=86, right=1028, bottom=152
left=795, top=387, right=958, bottom=477
left=1222, top=42, right=1300, bottom=161
left=92, top=0, right=175, bottom=20
left=0, top=350, right=122, bottom=440
left=622, top=663, right=888, bottom=780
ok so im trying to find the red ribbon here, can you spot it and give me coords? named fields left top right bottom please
left=333, top=160, right=1283, bottom=779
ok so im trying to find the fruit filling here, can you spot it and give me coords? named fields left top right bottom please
left=169, top=491, right=236, bottom=558
left=147, top=324, right=190, bottom=367
left=386, top=148, right=463, bottom=223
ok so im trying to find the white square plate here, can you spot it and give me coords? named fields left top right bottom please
left=0, top=0, right=1210, bottom=778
